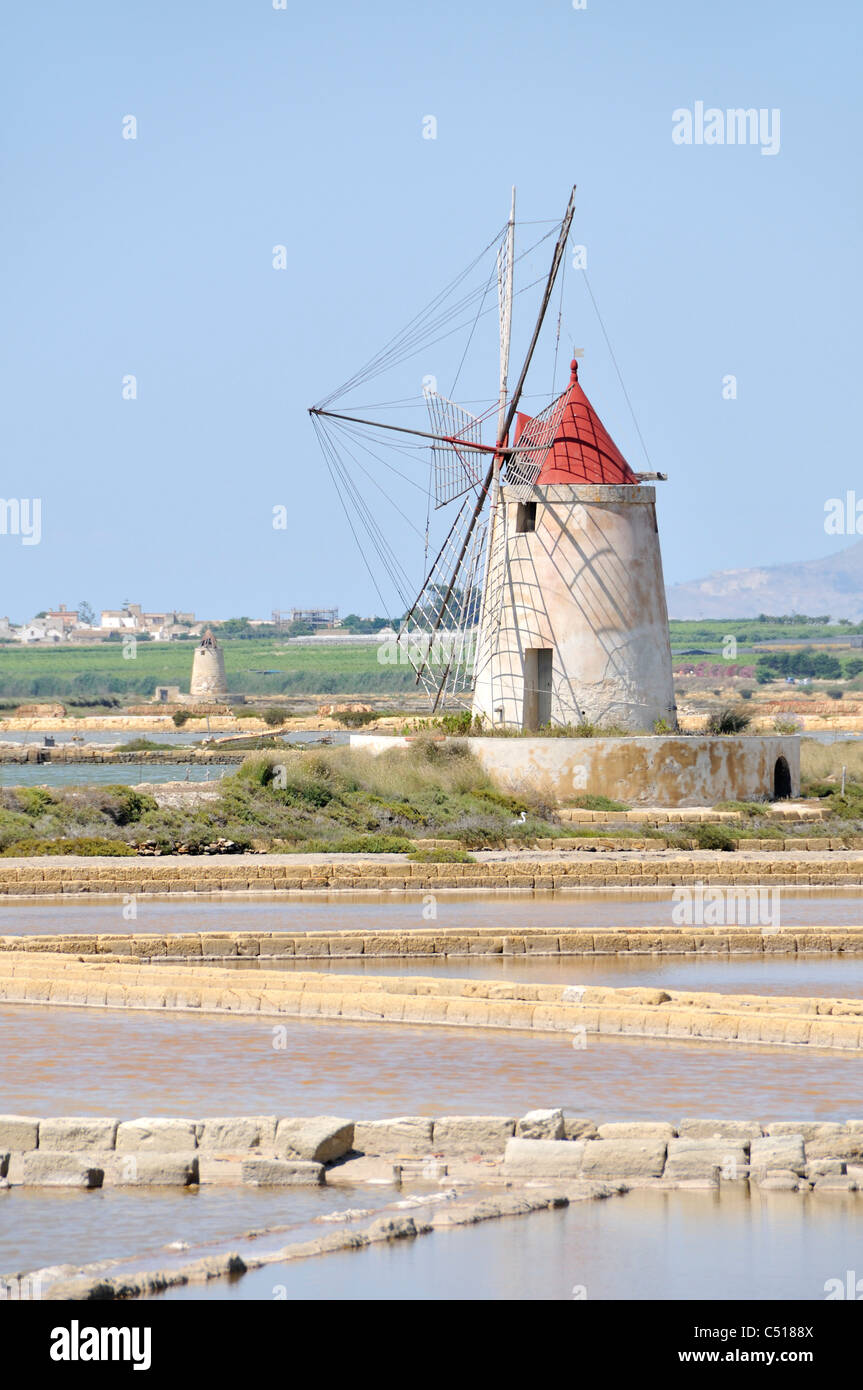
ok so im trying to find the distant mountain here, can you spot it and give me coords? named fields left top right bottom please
left=666, top=539, right=863, bottom=621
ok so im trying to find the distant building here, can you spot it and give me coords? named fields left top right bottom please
left=272, top=607, right=339, bottom=630
left=20, top=619, right=64, bottom=643
left=43, top=604, right=79, bottom=633
left=100, top=602, right=196, bottom=635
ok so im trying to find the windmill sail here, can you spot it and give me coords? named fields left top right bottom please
left=423, top=390, right=484, bottom=508
left=398, top=491, right=487, bottom=706
left=504, top=391, right=569, bottom=499
left=309, top=186, right=577, bottom=712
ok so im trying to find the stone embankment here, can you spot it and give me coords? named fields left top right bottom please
left=3, top=953, right=863, bottom=1050
left=559, top=805, right=827, bottom=824
left=0, top=851, right=861, bottom=897
left=6, top=1109, right=861, bottom=1300
left=0, top=747, right=243, bottom=765
left=5, top=924, right=863, bottom=959
left=2, top=1108, right=861, bottom=1194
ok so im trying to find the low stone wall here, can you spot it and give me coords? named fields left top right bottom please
left=351, top=734, right=801, bottom=807
left=0, top=851, right=860, bottom=897
left=2, top=954, right=863, bottom=1050
left=5, top=923, right=863, bottom=959
left=558, top=805, right=827, bottom=824
left=2, top=1109, right=860, bottom=1194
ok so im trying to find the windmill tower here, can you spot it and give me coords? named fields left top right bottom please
left=310, top=186, right=677, bottom=734
left=190, top=629, right=227, bottom=700
left=471, top=359, right=677, bottom=732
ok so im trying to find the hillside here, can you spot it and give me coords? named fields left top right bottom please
left=666, top=540, right=863, bottom=621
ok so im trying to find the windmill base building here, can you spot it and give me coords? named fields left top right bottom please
left=471, top=361, right=677, bottom=734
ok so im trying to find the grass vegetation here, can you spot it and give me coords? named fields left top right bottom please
left=0, top=742, right=560, bottom=855
left=705, top=708, right=752, bottom=735
left=4, top=734, right=863, bottom=857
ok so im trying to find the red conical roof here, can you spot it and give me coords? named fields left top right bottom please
left=515, top=359, right=638, bottom=486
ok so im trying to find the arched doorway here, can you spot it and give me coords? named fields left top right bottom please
left=773, top=756, right=792, bottom=799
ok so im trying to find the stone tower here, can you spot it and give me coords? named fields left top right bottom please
left=471, top=361, right=677, bottom=733
left=190, top=629, right=228, bottom=701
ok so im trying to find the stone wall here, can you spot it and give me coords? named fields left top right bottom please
left=471, top=483, right=676, bottom=732
left=351, top=733, right=801, bottom=807
left=2, top=1109, right=860, bottom=1193
left=5, top=924, right=863, bottom=959
left=2, top=954, right=863, bottom=1050
left=0, top=850, right=859, bottom=898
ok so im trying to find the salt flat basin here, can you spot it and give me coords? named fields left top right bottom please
left=0, top=764, right=235, bottom=787
left=170, top=952, right=863, bottom=998
left=0, top=1183, right=397, bottom=1279
left=3, top=1004, right=861, bottom=1122
left=3, top=890, right=863, bottom=938
left=157, top=1186, right=863, bottom=1302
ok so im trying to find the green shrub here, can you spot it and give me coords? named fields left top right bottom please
left=693, top=823, right=738, bottom=851
left=100, top=786, right=159, bottom=825
left=0, top=808, right=39, bottom=849
left=114, top=737, right=176, bottom=752
left=705, top=708, right=751, bottom=735
left=1, top=837, right=137, bottom=856
left=335, top=709, right=380, bottom=728
left=236, top=755, right=282, bottom=788
left=288, top=834, right=413, bottom=854
left=565, top=794, right=629, bottom=812
left=172, top=709, right=190, bottom=726
left=13, top=787, right=58, bottom=817
left=262, top=706, right=289, bottom=728
left=407, top=847, right=475, bottom=863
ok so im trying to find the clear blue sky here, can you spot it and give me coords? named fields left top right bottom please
left=1, top=0, right=860, bottom=623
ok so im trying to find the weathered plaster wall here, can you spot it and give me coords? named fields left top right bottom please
left=471, top=484, right=676, bottom=732
left=351, top=734, right=801, bottom=807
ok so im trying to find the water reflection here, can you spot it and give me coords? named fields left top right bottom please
left=3, top=1004, right=860, bottom=1123
left=3, top=891, right=863, bottom=938
left=157, top=1187, right=863, bottom=1301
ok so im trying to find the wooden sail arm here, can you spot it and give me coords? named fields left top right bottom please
left=422, top=186, right=578, bottom=704
left=307, top=407, right=545, bottom=453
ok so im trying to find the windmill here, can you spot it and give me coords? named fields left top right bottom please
left=309, top=187, right=677, bottom=732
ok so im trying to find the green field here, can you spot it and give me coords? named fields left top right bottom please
left=2, top=617, right=862, bottom=701
left=0, top=639, right=414, bottom=700
left=668, top=618, right=863, bottom=649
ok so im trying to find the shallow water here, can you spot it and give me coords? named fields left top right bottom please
left=3, top=891, right=863, bottom=939
left=158, top=1187, right=863, bottom=1301
left=0, top=763, right=234, bottom=787
left=3, top=1003, right=861, bottom=1123
left=184, top=952, right=863, bottom=998
left=0, top=1183, right=393, bottom=1278
left=0, top=730, right=348, bottom=748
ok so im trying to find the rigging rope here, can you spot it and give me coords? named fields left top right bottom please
left=315, top=225, right=557, bottom=409
left=581, top=269, right=653, bottom=471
